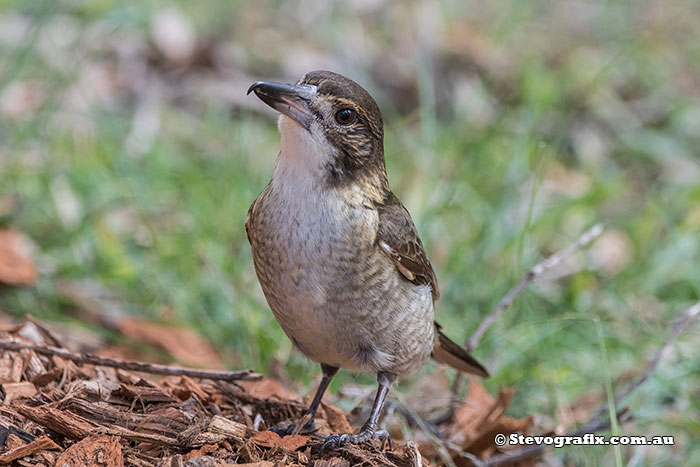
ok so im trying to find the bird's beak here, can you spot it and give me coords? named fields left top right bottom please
left=247, top=81, right=317, bottom=129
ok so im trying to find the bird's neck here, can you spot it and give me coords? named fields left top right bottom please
left=273, top=116, right=327, bottom=194
left=273, top=116, right=389, bottom=206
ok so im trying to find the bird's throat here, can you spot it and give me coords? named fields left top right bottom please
left=274, top=115, right=389, bottom=207
left=272, top=115, right=331, bottom=195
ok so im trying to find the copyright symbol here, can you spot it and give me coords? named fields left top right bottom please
left=494, top=433, right=506, bottom=446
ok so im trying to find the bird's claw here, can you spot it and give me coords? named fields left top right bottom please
left=320, top=427, right=392, bottom=453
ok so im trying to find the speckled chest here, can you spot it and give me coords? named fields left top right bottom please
left=248, top=177, right=435, bottom=376
left=248, top=178, right=379, bottom=316
left=245, top=117, right=435, bottom=375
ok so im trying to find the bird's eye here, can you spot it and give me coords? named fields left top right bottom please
left=335, top=108, right=357, bottom=125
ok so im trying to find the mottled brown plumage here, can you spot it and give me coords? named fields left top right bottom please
left=245, top=70, right=488, bottom=450
left=376, top=191, right=440, bottom=300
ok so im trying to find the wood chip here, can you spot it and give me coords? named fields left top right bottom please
left=0, top=425, right=35, bottom=444
left=22, top=350, right=46, bottom=382
left=31, top=367, right=63, bottom=387
left=55, top=435, right=123, bottom=467
left=403, top=441, right=423, bottom=467
left=2, top=382, right=37, bottom=404
left=322, top=404, right=353, bottom=434
left=6, top=433, right=25, bottom=450
left=62, top=397, right=189, bottom=438
left=0, top=355, right=23, bottom=383
left=116, top=383, right=176, bottom=403
left=0, top=435, right=61, bottom=465
left=98, top=425, right=179, bottom=446
left=0, top=316, right=448, bottom=466
left=182, top=415, right=249, bottom=447
left=125, top=453, right=157, bottom=467
left=312, top=459, right=350, bottom=467
left=162, top=375, right=208, bottom=402
left=15, top=404, right=95, bottom=439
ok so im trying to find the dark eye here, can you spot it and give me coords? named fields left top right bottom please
left=335, top=108, right=356, bottom=125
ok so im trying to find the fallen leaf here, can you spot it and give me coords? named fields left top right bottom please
left=0, top=230, right=37, bottom=285
left=250, top=431, right=309, bottom=451
left=279, top=434, right=309, bottom=451
left=184, top=443, right=219, bottom=461
left=466, top=414, right=534, bottom=458
left=115, top=318, right=224, bottom=369
left=445, top=379, right=497, bottom=445
left=239, top=378, right=295, bottom=400
left=249, top=430, right=283, bottom=448
left=434, top=379, right=534, bottom=462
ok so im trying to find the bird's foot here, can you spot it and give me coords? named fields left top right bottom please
left=269, top=416, right=316, bottom=436
left=320, top=425, right=392, bottom=452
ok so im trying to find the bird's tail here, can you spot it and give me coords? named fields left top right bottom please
left=432, top=330, right=490, bottom=377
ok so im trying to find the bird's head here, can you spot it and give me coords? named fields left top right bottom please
left=248, top=70, right=388, bottom=191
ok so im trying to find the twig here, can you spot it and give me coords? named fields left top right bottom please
left=448, top=224, right=604, bottom=413
left=392, top=399, right=460, bottom=467
left=0, top=339, right=262, bottom=382
left=467, top=223, right=604, bottom=351
left=0, top=435, right=61, bottom=464
left=480, top=300, right=700, bottom=466
left=586, top=300, right=700, bottom=429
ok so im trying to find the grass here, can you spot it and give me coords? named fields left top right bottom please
left=1, top=0, right=699, bottom=464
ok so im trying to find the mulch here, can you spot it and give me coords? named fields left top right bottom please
left=0, top=318, right=430, bottom=466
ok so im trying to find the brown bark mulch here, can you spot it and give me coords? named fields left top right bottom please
left=0, top=317, right=427, bottom=466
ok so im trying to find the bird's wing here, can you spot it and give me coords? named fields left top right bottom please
left=245, top=182, right=271, bottom=245
left=245, top=199, right=257, bottom=245
left=376, top=193, right=440, bottom=300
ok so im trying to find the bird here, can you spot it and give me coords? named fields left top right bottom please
left=245, top=70, right=489, bottom=450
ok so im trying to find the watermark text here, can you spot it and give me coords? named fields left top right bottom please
left=494, top=433, right=674, bottom=448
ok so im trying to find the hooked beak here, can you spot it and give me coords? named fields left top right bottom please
left=247, top=81, right=317, bottom=129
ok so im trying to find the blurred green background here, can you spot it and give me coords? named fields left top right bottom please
left=1, top=0, right=699, bottom=464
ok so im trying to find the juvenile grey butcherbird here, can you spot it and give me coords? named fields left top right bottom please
left=246, top=70, right=489, bottom=450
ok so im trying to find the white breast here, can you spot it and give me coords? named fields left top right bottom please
left=268, top=116, right=369, bottom=306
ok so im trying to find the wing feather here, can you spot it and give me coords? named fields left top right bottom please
left=376, top=193, right=440, bottom=300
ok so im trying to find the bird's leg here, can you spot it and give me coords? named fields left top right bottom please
left=321, top=371, right=397, bottom=452
left=303, top=363, right=339, bottom=427
left=271, top=363, right=338, bottom=435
